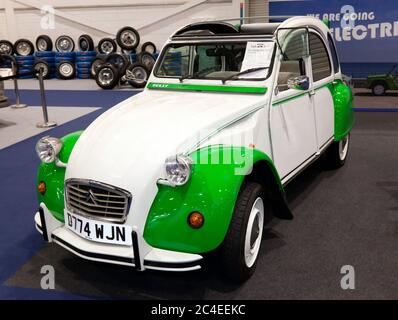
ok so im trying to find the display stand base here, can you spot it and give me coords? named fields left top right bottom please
left=36, top=121, right=57, bottom=128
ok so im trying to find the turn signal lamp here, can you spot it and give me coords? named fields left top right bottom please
left=38, top=181, right=46, bottom=195
left=188, top=211, right=204, bottom=229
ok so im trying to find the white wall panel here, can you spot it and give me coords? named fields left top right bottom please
left=0, top=0, right=239, bottom=51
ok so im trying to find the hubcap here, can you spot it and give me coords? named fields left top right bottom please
left=17, top=42, right=30, bottom=56
left=244, top=197, right=264, bottom=268
left=374, top=85, right=385, bottom=95
left=121, top=30, right=137, bottom=46
left=60, top=63, right=73, bottom=76
left=35, top=63, right=48, bottom=77
left=101, top=41, right=113, bottom=54
left=129, top=67, right=147, bottom=83
left=339, top=135, right=349, bottom=161
left=98, top=68, right=114, bottom=85
left=0, top=43, right=11, bottom=54
left=57, top=38, right=72, bottom=52
left=37, top=39, right=47, bottom=51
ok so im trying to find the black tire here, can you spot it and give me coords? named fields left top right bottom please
left=0, top=40, right=14, bottom=55
left=371, top=82, right=387, bottom=96
left=55, top=35, right=75, bottom=52
left=78, top=34, right=94, bottom=52
left=322, top=134, right=350, bottom=169
left=95, top=63, right=120, bottom=89
left=97, top=38, right=117, bottom=54
left=90, top=57, right=105, bottom=78
left=126, top=63, right=148, bottom=88
left=33, top=60, right=51, bottom=79
left=14, top=39, right=34, bottom=56
left=36, top=35, right=53, bottom=52
left=105, top=53, right=130, bottom=75
left=219, top=182, right=265, bottom=282
left=137, top=51, right=156, bottom=71
left=141, top=41, right=156, bottom=54
left=57, top=61, right=76, bottom=80
left=116, top=26, right=140, bottom=51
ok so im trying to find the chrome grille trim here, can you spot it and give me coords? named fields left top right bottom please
left=65, top=179, right=132, bottom=224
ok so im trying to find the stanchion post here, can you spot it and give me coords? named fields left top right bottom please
left=36, top=67, right=57, bottom=128
left=10, top=58, right=27, bottom=109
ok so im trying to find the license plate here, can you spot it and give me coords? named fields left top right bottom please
left=65, top=212, right=132, bottom=246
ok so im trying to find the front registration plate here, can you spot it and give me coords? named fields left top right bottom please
left=66, top=212, right=132, bottom=246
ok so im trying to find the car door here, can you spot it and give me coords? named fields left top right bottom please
left=310, top=32, right=335, bottom=150
left=270, top=29, right=318, bottom=182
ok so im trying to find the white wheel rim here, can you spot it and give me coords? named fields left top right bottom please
left=57, top=37, right=72, bottom=52
left=374, top=85, right=385, bottom=95
left=244, top=197, right=264, bottom=268
left=60, top=63, right=73, bottom=76
left=17, top=42, right=30, bottom=56
left=339, top=135, right=349, bottom=161
left=98, top=68, right=114, bottom=85
left=38, top=39, right=47, bottom=51
left=131, top=67, right=147, bottom=83
left=121, top=30, right=137, bottom=46
left=101, top=41, right=113, bottom=54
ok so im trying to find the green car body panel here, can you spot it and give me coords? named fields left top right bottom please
left=366, top=74, right=398, bottom=90
left=37, top=131, right=83, bottom=222
left=143, top=146, right=282, bottom=254
left=329, top=80, right=354, bottom=141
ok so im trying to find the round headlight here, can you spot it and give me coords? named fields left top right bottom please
left=165, top=154, right=192, bottom=186
left=35, top=136, right=63, bottom=163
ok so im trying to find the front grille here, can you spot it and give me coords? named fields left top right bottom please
left=65, top=179, right=132, bottom=223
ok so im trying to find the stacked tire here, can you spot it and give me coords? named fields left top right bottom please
left=55, top=52, right=75, bottom=80
left=75, top=51, right=97, bottom=79
left=16, top=55, right=34, bottom=79
left=34, top=51, right=56, bottom=79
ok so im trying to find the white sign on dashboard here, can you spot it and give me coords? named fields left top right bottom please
left=240, top=42, right=274, bottom=78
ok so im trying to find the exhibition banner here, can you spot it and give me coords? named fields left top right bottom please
left=270, top=0, right=398, bottom=67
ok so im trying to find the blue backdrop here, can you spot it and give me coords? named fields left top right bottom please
left=270, top=0, right=398, bottom=77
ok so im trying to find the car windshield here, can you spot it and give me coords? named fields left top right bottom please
left=155, top=41, right=275, bottom=82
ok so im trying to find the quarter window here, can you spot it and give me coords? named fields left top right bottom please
left=309, top=33, right=332, bottom=82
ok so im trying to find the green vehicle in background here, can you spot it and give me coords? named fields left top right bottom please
left=367, top=65, right=398, bottom=96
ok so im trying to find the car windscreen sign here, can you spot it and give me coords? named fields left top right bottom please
left=240, top=42, right=274, bottom=77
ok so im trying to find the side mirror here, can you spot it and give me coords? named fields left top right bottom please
left=287, top=75, right=310, bottom=91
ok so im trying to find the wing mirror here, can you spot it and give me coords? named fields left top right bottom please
left=287, top=75, right=310, bottom=91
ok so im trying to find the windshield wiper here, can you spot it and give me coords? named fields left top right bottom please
left=179, top=74, right=193, bottom=83
left=221, top=67, right=269, bottom=84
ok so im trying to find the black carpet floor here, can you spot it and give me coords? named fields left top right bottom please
left=4, top=111, right=398, bottom=299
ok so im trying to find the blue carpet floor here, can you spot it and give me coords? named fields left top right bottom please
left=0, top=89, right=137, bottom=299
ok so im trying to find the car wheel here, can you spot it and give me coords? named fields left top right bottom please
left=14, top=39, right=35, bottom=56
left=0, top=40, right=14, bottom=55
left=33, top=60, right=51, bottom=79
left=137, top=52, right=156, bottom=71
left=141, top=41, right=157, bottom=55
left=90, top=57, right=105, bottom=78
left=126, top=63, right=148, bottom=88
left=78, top=34, right=94, bottom=52
left=95, top=64, right=120, bottom=89
left=116, top=26, right=140, bottom=51
left=55, top=35, right=75, bottom=52
left=105, top=53, right=130, bottom=74
left=97, top=38, right=117, bottom=54
left=323, top=134, right=350, bottom=169
left=57, top=61, right=76, bottom=80
left=36, top=35, right=53, bottom=52
left=372, top=83, right=386, bottom=96
left=219, top=182, right=265, bottom=282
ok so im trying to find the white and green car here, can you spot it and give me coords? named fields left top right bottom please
left=34, top=17, right=353, bottom=281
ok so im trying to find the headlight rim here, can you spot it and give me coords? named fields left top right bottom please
left=164, top=154, right=193, bottom=187
left=35, top=136, right=63, bottom=164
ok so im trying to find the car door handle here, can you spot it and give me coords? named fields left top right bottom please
left=309, top=90, right=316, bottom=96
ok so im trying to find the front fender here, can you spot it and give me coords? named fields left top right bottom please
left=143, top=145, right=282, bottom=254
left=331, top=80, right=354, bottom=140
left=37, top=131, right=83, bottom=222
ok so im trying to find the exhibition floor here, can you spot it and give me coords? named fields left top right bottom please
left=0, top=84, right=397, bottom=299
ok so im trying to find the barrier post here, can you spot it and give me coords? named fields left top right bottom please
left=10, top=58, right=27, bottom=109
left=36, top=67, right=57, bottom=128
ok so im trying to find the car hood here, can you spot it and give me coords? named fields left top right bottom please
left=65, top=89, right=267, bottom=230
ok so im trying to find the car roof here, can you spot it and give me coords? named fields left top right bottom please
left=171, top=16, right=330, bottom=40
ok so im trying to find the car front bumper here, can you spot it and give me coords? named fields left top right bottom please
left=34, top=203, right=203, bottom=272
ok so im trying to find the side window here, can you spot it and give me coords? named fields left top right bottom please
left=277, top=30, right=307, bottom=92
left=328, top=35, right=340, bottom=74
left=309, top=33, right=332, bottom=82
